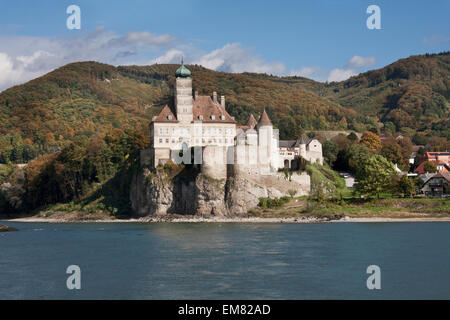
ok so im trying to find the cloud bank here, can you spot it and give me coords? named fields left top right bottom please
left=0, top=26, right=377, bottom=91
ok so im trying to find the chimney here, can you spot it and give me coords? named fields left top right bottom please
left=220, top=95, right=225, bottom=108
left=213, top=91, right=217, bottom=102
left=194, top=90, right=198, bottom=101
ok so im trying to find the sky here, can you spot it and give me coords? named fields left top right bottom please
left=0, top=0, right=449, bottom=91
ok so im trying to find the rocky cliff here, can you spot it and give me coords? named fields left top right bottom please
left=130, top=164, right=310, bottom=217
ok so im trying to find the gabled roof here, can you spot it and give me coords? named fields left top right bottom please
left=256, top=109, right=272, bottom=128
left=192, top=96, right=236, bottom=123
left=153, top=105, right=178, bottom=123
left=423, top=172, right=450, bottom=185
left=247, top=114, right=257, bottom=129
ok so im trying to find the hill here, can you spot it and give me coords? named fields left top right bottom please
left=0, top=52, right=449, bottom=164
left=321, top=52, right=450, bottom=139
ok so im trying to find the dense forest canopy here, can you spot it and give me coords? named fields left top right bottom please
left=0, top=52, right=449, bottom=164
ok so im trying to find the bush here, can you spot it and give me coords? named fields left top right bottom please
left=258, top=196, right=291, bottom=209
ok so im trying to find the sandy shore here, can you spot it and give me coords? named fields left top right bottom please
left=2, top=215, right=450, bottom=223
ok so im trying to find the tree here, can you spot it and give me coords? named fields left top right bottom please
left=397, top=136, right=413, bottom=165
left=323, top=140, right=339, bottom=166
left=381, top=138, right=403, bottom=165
left=355, top=155, right=395, bottom=198
left=393, top=175, right=415, bottom=198
left=423, top=161, right=437, bottom=173
left=288, top=189, right=297, bottom=198
left=360, top=131, right=382, bottom=152
left=383, top=121, right=396, bottom=135
left=347, top=132, right=359, bottom=141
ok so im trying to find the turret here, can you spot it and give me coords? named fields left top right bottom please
left=175, top=60, right=193, bottom=123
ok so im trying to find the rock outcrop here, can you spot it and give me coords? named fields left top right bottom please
left=0, top=224, right=18, bottom=232
left=130, top=164, right=310, bottom=217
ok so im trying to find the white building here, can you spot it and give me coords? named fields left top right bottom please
left=149, top=62, right=323, bottom=174
left=278, top=138, right=323, bottom=168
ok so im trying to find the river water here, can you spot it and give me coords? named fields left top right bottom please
left=0, top=221, right=449, bottom=299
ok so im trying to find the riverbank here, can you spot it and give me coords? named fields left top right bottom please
left=2, top=197, right=449, bottom=223
left=3, top=215, right=450, bottom=224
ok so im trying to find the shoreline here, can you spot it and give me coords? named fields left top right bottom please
left=2, top=216, right=450, bottom=224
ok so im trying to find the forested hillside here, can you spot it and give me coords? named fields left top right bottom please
left=0, top=52, right=448, bottom=164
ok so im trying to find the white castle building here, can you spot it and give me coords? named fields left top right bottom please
left=148, top=62, right=323, bottom=177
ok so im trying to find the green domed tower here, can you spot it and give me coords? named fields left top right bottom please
left=175, top=59, right=191, bottom=78
left=175, top=59, right=193, bottom=123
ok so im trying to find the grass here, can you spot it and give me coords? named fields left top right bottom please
left=248, top=196, right=450, bottom=219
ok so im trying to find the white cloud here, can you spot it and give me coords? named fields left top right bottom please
left=149, top=49, right=184, bottom=64
left=193, top=43, right=286, bottom=75
left=0, top=27, right=178, bottom=91
left=327, top=55, right=376, bottom=82
left=346, top=55, right=376, bottom=69
left=327, top=68, right=358, bottom=82
left=288, top=67, right=318, bottom=77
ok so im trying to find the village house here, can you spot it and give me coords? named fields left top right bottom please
left=419, top=172, right=450, bottom=197
left=415, top=152, right=450, bottom=174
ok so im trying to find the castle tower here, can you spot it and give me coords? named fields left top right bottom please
left=175, top=60, right=193, bottom=123
left=257, top=109, right=274, bottom=167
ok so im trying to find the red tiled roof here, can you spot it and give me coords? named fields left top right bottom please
left=153, top=105, right=178, bottom=123
left=256, top=109, right=272, bottom=128
left=247, top=114, right=257, bottom=129
left=192, top=96, right=236, bottom=123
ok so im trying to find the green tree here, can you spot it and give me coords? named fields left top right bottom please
left=355, top=155, right=395, bottom=198
left=347, top=132, right=359, bottom=141
left=423, top=161, right=437, bottom=173
left=381, top=138, right=403, bottom=165
left=323, top=140, right=339, bottom=166
left=394, top=175, right=415, bottom=198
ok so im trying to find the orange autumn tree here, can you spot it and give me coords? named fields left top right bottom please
left=360, top=131, right=382, bottom=152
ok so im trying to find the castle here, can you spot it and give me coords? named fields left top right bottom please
left=148, top=62, right=323, bottom=178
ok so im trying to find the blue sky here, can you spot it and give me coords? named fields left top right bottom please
left=0, top=0, right=448, bottom=91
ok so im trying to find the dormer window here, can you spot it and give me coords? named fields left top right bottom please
left=211, top=115, right=216, bottom=120
left=220, top=115, right=225, bottom=120
left=167, top=115, right=172, bottom=120
left=199, top=115, right=203, bottom=120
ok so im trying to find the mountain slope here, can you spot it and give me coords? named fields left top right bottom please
left=0, top=62, right=356, bottom=163
left=322, top=52, right=450, bottom=137
left=0, top=52, right=448, bottom=164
